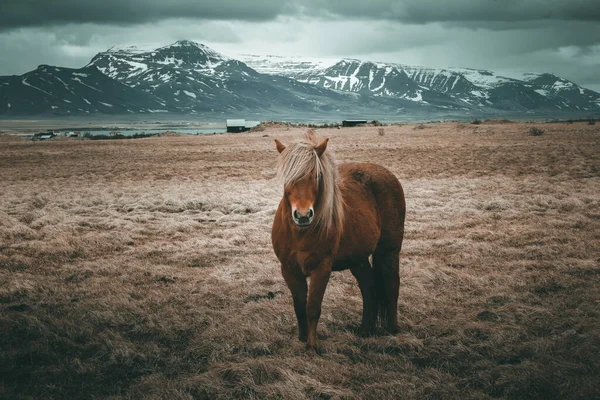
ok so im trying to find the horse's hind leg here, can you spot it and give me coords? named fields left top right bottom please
left=373, top=248, right=400, bottom=333
left=281, top=264, right=308, bottom=342
left=350, top=259, right=377, bottom=336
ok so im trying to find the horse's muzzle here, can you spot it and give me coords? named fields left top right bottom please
left=293, top=208, right=314, bottom=227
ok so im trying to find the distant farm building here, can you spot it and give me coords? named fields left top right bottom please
left=226, top=119, right=260, bottom=133
left=342, top=120, right=368, bottom=127
left=32, top=132, right=56, bottom=140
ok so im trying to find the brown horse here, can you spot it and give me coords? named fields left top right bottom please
left=272, top=129, right=405, bottom=350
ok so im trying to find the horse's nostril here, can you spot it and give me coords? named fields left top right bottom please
left=293, top=209, right=313, bottom=225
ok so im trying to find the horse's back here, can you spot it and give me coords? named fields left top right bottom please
left=340, top=162, right=405, bottom=251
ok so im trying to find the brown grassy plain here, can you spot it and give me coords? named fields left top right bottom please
left=1, top=121, right=599, bottom=399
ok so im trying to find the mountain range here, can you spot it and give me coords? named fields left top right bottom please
left=1, top=40, right=599, bottom=118
left=240, top=54, right=600, bottom=113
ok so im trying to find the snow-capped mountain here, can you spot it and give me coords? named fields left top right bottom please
left=2, top=41, right=599, bottom=116
left=87, top=40, right=359, bottom=113
left=292, top=59, right=469, bottom=110
left=0, top=65, right=168, bottom=115
left=91, top=40, right=236, bottom=88
left=510, top=72, right=600, bottom=110
left=241, top=55, right=600, bottom=113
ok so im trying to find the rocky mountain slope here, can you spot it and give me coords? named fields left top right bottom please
left=0, top=65, right=167, bottom=115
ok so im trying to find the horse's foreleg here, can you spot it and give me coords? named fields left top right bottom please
left=306, top=258, right=332, bottom=350
left=350, top=259, right=376, bottom=336
left=281, top=264, right=308, bottom=342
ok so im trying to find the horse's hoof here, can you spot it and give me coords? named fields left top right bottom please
left=386, top=325, right=399, bottom=335
left=305, top=343, right=320, bottom=356
left=358, top=325, right=376, bottom=337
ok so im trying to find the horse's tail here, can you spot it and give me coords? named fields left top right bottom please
left=372, top=247, right=400, bottom=332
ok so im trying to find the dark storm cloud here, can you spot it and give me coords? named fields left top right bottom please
left=0, top=0, right=291, bottom=30
left=1, top=0, right=599, bottom=31
left=301, top=0, right=600, bottom=24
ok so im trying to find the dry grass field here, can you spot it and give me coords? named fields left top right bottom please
left=1, top=121, right=599, bottom=399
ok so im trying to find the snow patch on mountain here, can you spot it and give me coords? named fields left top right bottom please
left=501, top=71, right=543, bottom=82
left=123, top=60, right=149, bottom=73
left=22, top=78, right=52, bottom=95
left=445, top=68, right=515, bottom=88
left=239, top=54, right=338, bottom=77
left=402, top=90, right=425, bottom=103
left=106, top=44, right=160, bottom=54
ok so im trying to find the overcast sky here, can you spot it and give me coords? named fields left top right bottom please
left=1, top=0, right=599, bottom=91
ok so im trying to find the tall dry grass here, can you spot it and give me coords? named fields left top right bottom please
left=1, top=121, right=599, bottom=399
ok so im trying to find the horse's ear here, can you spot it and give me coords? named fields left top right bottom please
left=315, top=138, right=329, bottom=157
left=274, top=139, right=286, bottom=153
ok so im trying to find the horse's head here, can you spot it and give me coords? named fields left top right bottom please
left=275, top=132, right=329, bottom=228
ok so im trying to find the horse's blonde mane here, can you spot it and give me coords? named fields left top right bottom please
left=277, top=129, right=344, bottom=235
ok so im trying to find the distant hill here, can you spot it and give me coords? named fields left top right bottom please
left=0, top=65, right=167, bottom=115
